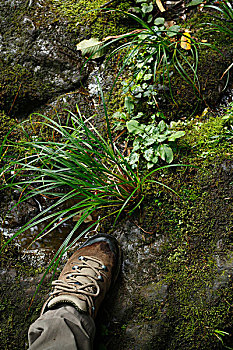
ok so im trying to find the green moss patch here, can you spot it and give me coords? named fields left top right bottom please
left=50, top=0, right=134, bottom=40
left=136, top=110, right=233, bottom=349
left=0, top=246, right=50, bottom=350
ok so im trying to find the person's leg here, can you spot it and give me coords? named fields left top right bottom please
left=28, top=305, right=95, bottom=350
left=28, top=233, right=121, bottom=350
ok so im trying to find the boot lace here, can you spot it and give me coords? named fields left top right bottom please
left=49, top=255, right=108, bottom=314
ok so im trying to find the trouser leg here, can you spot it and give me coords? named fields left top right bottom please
left=28, top=305, right=96, bottom=350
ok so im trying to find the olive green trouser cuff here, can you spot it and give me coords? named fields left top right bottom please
left=28, top=305, right=96, bottom=350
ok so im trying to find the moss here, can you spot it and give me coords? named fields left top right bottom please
left=184, top=10, right=232, bottom=49
left=183, top=115, right=226, bottom=146
left=50, top=0, right=134, bottom=40
left=137, top=111, right=233, bottom=349
left=0, top=60, right=59, bottom=118
left=0, top=111, right=17, bottom=142
left=157, top=49, right=231, bottom=120
left=0, top=245, right=50, bottom=350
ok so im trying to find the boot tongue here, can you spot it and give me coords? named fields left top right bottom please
left=75, top=265, right=99, bottom=289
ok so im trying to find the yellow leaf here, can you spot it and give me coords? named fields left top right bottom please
left=201, top=107, right=209, bottom=117
left=156, top=0, right=166, bottom=12
left=180, top=32, right=191, bottom=50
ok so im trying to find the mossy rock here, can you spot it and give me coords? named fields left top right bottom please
left=0, top=246, right=51, bottom=350
left=50, top=0, right=135, bottom=40
left=0, top=0, right=86, bottom=118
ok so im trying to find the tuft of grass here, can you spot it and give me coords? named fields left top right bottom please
left=0, top=86, right=186, bottom=289
left=205, top=1, right=233, bottom=38
left=205, top=1, right=233, bottom=79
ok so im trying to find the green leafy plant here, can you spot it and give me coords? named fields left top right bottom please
left=112, top=95, right=136, bottom=131
left=133, top=0, right=154, bottom=24
left=126, top=115, right=185, bottom=169
left=84, top=11, right=204, bottom=103
left=1, top=86, right=186, bottom=286
left=112, top=97, right=185, bottom=169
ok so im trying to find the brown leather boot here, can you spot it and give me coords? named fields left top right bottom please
left=41, top=234, right=121, bottom=318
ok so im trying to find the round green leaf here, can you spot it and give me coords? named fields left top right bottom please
left=158, top=120, right=166, bottom=132
left=126, top=120, right=145, bottom=134
left=167, top=25, right=180, bottom=37
left=187, top=0, right=203, bottom=7
left=164, top=145, right=174, bottom=163
left=141, top=3, right=153, bottom=14
left=147, top=14, right=153, bottom=23
left=158, top=144, right=173, bottom=163
left=147, top=162, right=154, bottom=169
left=152, top=155, right=158, bottom=164
left=154, top=17, right=165, bottom=25
left=124, top=96, right=134, bottom=115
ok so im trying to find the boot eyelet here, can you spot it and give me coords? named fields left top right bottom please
left=102, top=265, right=108, bottom=271
left=78, top=256, right=84, bottom=261
left=75, top=281, right=81, bottom=285
left=72, top=266, right=79, bottom=270
left=97, top=275, right=103, bottom=281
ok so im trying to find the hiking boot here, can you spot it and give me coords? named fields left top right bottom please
left=41, top=233, right=121, bottom=318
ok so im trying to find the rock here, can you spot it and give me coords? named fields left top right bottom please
left=139, top=281, right=168, bottom=305
left=0, top=0, right=86, bottom=118
left=125, top=321, right=161, bottom=350
left=212, top=253, right=233, bottom=291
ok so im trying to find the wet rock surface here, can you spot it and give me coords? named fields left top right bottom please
left=0, top=0, right=87, bottom=118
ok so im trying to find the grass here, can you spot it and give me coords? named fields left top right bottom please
left=0, top=86, right=185, bottom=290
left=205, top=1, right=233, bottom=80
left=205, top=1, right=233, bottom=37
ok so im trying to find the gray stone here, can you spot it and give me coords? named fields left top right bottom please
left=0, top=0, right=86, bottom=117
